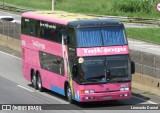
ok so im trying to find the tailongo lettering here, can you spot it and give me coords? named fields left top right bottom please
left=83, top=47, right=126, bottom=54
left=32, top=40, right=45, bottom=49
left=77, top=46, right=129, bottom=56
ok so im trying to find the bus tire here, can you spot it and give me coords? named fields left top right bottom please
left=37, top=74, right=44, bottom=92
left=66, top=85, right=73, bottom=104
left=31, top=73, right=38, bottom=90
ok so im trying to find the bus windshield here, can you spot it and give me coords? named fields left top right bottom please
left=73, top=55, right=131, bottom=84
left=76, top=26, right=127, bottom=47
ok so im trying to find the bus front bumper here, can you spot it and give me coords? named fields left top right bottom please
left=79, top=91, right=131, bottom=102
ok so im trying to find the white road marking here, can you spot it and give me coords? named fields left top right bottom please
left=147, top=101, right=159, bottom=104
left=133, top=96, right=158, bottom=104
left=0, top=50, right=21, bottom=60
left=17, top=85, right=34, bottom=92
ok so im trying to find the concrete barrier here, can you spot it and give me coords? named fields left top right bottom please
left=0, top=34, right=160, bottom=96
left=132, top=73, right=160, bottom=96
left=0, top=34, right=21, bottom=52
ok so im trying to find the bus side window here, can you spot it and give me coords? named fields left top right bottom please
left=72, top=64, right=78, bottom=79
left=67, top=27, right=76, bottom=47
left=39, top=51, right=64, bottom=75
left=56, top=27, right=63, bottom=43
left=30, top=26, right=34, bottom=36
left=36, top=21, right=41, bottom=38
left=22, top=18, right=30, bottom=35
left=51, top=29, right=58, bottom=42
left=57, top=58, right=64, bottom=75
left=29, top=19, right=36, bottom=36
left=40, top=27, right=44, bottom=38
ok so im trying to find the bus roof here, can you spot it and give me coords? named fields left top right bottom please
left=22, top=11, right=122, bottom=27
left=68, top=19, right=122, bottom=28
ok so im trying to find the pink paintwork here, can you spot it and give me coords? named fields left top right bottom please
left=21, top=33, right=132, bottom=102
left=21, top=11, right=132, bottom=103
left=21, top=34, right=63, bottom=56
left=73, top=81, right=131, bottom=102
left=21, top=34, right=68, bottom=92
left=22, top=12, right=68, bottom=25
left=77, top=45, right=129, bottom=57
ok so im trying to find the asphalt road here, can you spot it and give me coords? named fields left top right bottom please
left=128, top=38, right=160, bottom=55
left=0, top=11, right=21, bottom=23
left=0, top=46, right=159, bottom=113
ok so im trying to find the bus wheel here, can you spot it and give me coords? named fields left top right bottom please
left=32, top=73, right=38, bottom=90
left=66, top=85, right=73, bottom=104
left=37, top=74, right=44, bottom=92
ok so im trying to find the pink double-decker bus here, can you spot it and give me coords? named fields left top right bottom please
left=21, top=11, right=135, bottom=103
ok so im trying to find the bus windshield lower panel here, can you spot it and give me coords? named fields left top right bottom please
left=73, top=55, right=131, bottom=84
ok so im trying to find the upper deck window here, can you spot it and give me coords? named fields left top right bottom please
left=21, top=17, right=66, bottom=44
left=77, top=26, right=127, bottom=47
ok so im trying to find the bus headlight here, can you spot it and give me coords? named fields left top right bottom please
left=124, top=87, right=129, bottom=91
left=120, top=87, right=129, bottom=91
left=81, top=90, right=95, bottom=94
left=90, top=90, right=94, bottom=93
left=84, top=90, right=89, bottom=94
left=120, top=88, right=125, bottom=91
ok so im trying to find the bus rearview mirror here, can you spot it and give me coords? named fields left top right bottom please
left=131, top=61, right=135, bottom=74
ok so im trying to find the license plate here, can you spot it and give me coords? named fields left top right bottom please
left=103, top=96, right=112, bottom=99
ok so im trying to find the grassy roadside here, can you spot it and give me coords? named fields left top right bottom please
left=0, top=0, right=51, bottom=10
left=126, top=28, right=160, bottom=44
left=0, top=0, right=160, bottom=18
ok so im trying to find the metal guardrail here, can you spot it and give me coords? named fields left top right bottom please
left=0, top=4, right=160, bottom=26
left=0, top=4, right=32, bottom=13
left=88, top=15, right=160, bottom=26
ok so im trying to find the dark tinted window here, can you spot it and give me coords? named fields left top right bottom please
left=39, top=52, right=64, bottom=75
left=21, top=18, right=69, bottom=44
left=22, top=18, right=36, bottom=36
left=36, top=21, right=63, bottom=43
left=67, top=27, right=76, bottom=47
